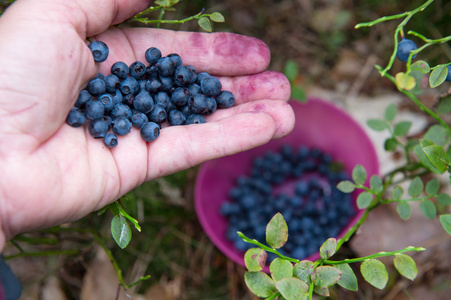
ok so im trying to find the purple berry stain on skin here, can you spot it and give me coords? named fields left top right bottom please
left=213, top=33, right=270, bottom=63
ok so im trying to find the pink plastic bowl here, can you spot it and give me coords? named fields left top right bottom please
left=194, top=98, right=379, bottom=268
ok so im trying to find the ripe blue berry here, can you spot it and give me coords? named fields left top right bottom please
left=171, top=87, right=190, bottom=106
left=200, top=76, right=222, bottom=96
left=66, top=107, right=87, bottom=127
left=88, top=41, right=109, bottom=63
left=147, top=104, right=167, bottom=123
left=216, top=90, right=235, bottom=109
left=112, top=89, right=123, bottom=105
left=129, top=61, right=146, bottom=79
left=98, top=93, right=114, bottom=112
left=156, top=57, right=176, bottom=77
left=104, top=132, right=118, bottom=148
left=186, top=114, right=206, bottom=125
left=87, top=78, right=106, bottom=96
left=104, top=74, right=120, bottom=93
left=131, top=111, right=149, bottom=128
left=189, top=94, right=208, bottom=114
left=174, top=65, right=193, bottom=87
left=111, top=61, right=129, bottom=79
left=85, top=100, right=105, bottom=120
left=112, top=117, right=132, bottom=136
left=396, top=38, right=418, bottom=62
left=75, top=90, right=92, bottom=108
left=204, top=96, right=217, bottom=115
left=145, top=78, right=162, bottom=93
left=154, top=91, right=171, bottom=108
left=196, top=72, right=211, bottom=84
left=168, top=53, right=183, bottom=68
left=146, top=64, right=159, bottom=79
left=145, top=47, right=162, bottom=64
left=160, top=76, right=174, bottom=92
left=120, top=77, right=139, bottom=95
left=88, top=118, right=109, bottom=138
left=446, top=65, right=451, bottom=82
left=110, top=104, right=132, bottom=120
left=133, top=90, right=154, bottom=113
left=140, top=122, right=160, bottom=142
left=168, top=109, right=186, bottom=126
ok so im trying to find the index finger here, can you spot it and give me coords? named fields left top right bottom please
left=95, top=27, right=271, bottom=77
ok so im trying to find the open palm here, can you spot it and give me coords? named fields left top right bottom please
left=0, top=0, right=294, bottom=250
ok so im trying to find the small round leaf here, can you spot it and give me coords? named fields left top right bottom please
left=360, top=259, right=388, bottom=290
left=357, top=192, right=373, bottom=209
left=394, top=254, right=418, bottom=280
left=352, top=164, right=367, bottom=185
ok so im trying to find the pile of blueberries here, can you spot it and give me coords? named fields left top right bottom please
left=66, top=41, right=235, bottom=148
left=220, top=145, right=356, bottom=260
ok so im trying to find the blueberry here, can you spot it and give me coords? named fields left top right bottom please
left=203, top=97, right=217, bottom=115
left=397, top=38, right=418, bottom=62
left=145, top=78, right=162, bottom=93
left=154, top=91, right=171, bottom=108
left=87, top=78, right=106, bottom=96
left=189, top=93, right=208, bottom=114
left=98, top=93, right=114, bottom=112
left=85, top=100, right=105, bottom=120
left=160, top=76, right=174, bottom=92
left=88, top=40, right=109, bottom=63
left=129, top=61, right=146, bottom=79
left=0, top=256, right=22, bottom=300
left=171, top=87, right=190, bottom=106
left=174, top=65, right=193, bottom=87
left=446, top=65, right=451, bottom=82
left=215, top=90, right=235, bottom=108
left=146, top=64, right=159, bottom=79
left=112, top=89, right=123, bottom=105
left=112, top=116, right=132, bottom=136
left=120, top=77, right=139, bottom=95
left=145, top=47, right=162, bottom=64
left=168, top=109, right=186, bottom=126
left=200, top=76, right=222, bottom=96
left=196, top=72, right=211, bottom=84
left=167, top=53, right=183, bottom=67
left=102, top=115, right=113, bottom=129
left=66, top=107, right=87, bottom=127
left=186, top=114, right=206, bottom=125
left=104, top=132, right=118, bottom=148
left=111, top=61, right=129, bottom=79
left=133, top=90, right=154, bottom=113
left=122, top=93, right=135, bottom=107
left=110, top=104, right=132, bottom=120
left=156, top=56, right=176, bottom=77
left=75, top=90, right=92, bottom=108
left=147, top=104, right=167, bottom=123
left=187, top=83, right=201, bottom=96
left=140, top=122, right=160, bottom=142
left=131, top=111, right=149, bottom=129
left=88, top=118, right=109, bottom=138
left=96, top=73, right=105, bottom=80
left=104, top=74, right=120, bottom=93
left=180, top=104, right=193, bottom=117
left=186, top=65, right=198, bottom=84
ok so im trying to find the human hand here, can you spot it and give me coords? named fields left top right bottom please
left=0, top=0, right=294, bottom=250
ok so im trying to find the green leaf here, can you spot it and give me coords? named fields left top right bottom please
left=266, top=213, right=288, bottom=249
left=394, top=121, right=412, bottom=136
left=394, top=254, right=418, bottom=281
left=352, top=164, right=367, bottom=185
left=437, top=96, right=451, bottom=115
left=244, top=271, right=277, bottom=298
left=392, top=185, right=404, bottom=200
left=360, top=259, right=388, bottom=290
left=209, top=12, right=225, bottom=22
left=439, top=214, right=451, bottom=235
left=408, top=176, right=424, bottom=198
left=370, top=175, right=384, bottom=194
left=420, top=200, right=437, bottom=220
left=311, top=266, right=342, bottom=292
left=367, top=119, right=388, bottom=131
left=414, top=144, right=444, bottom=174
left=293, top=260, right=314, bottom=285
left=244, top=248, right=267, bottom=272
left=198, top=17, right=212, bottom=32
left=357, top=192, right=373, bottom=209
left=420, top=139, right=449, bottom=173
left=384, top=137, right=398, bottom=151
left=429, top=64, right=448, bottom=88
left=284, top=59, right=299, bottom=82
left=336, top=263, right=358, bottom=291
left=275, top=278, right=309, bottom=300
left=397, top=201, right=411, bottom=220
left=337, top=180, right=355, bottom=193
left=291, top=85, right=306, bottom=102
left=111, top=215, right=132, bottom=249
left=424, top=125, right=451, bottom=147
left=384, top=103, right=397, bottom=122
left=269, top=258, right=293, bottom=282
left=155, top=0, right=180, bottom=7
left=437, top=193, right=451, bottom=205
left=425, top=178, right=440, bottom=195
left=411, top=60, right=431, bottom=74
left=320, top=238, right=337, bottom=259
left=395, top=72, right=416, bottom=90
